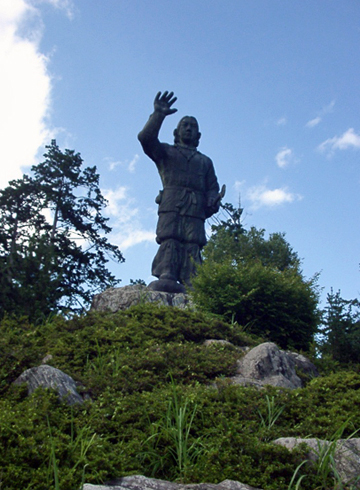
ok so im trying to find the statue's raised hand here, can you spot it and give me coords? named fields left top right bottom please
left=154, top=91, right=178, bottom=116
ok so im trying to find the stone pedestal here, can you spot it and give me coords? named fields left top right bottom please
left=91, top=285, right=191, bottom=313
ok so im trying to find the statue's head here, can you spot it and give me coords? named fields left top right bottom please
left=173, top=116, right=201, bottom=148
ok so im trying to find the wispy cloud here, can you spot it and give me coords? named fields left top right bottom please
left=107, top=154, right=139, bottom=173
left=102, top=186, right=128, bottom=217
left=318, top=128, right=360, bottom=156
left=0, top=0, right=73, bottom=189
left=275, top=147, right=295, bottom=168
left=234, top=180, right=246, bottom=193
left=306, top=100, right=335, bottom=128
left=114, top=230, right=156, bottom=250
left=246, top=184, right=302, bottom=210
left=276, top=117, right=287, bottom=126
left=103, top=186, right=155, bottom=251
left=306, top=116, right=321, bottom=128
left=43, top=0, right=75, bottom=19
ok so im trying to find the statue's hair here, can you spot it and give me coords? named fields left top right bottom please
left=173, top=116, right=201, bottom=147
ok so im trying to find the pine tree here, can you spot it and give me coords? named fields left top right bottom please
left=320, top=289, right=360, bottom=363
left=0, top=141, right=124, bottom=320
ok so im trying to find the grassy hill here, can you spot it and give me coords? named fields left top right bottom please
left=1, top=303, right=360, bottom=490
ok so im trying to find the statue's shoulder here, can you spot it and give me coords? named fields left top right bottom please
left=197, top=150, right=213, bottom=166
left=154, top=142, right=173, bottom=155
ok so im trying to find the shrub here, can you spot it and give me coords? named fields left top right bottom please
left=191, top=259, right=319, bottom=351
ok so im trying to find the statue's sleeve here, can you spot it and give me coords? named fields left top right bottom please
left=138, top=111, right=167, bottom=164
left=205, top=158, right=220, bottom=218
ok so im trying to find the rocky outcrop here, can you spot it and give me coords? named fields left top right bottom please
left=91, top=285, right=191, bottom=312
left=14, top=364, right=85, bottom=405
left=231, top=342, right=318, bottom=389
left=285, top=350, right=319, bottom=379
left=82, top=475, right=261, bottom=490
left=274, top=437, right=360, bottom=488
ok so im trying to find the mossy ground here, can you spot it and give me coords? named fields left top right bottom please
left=1, top=304, right=359, bottom=490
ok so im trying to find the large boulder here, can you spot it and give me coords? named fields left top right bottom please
left=91, top=285, right=190, bottom=312
left=231, top=342, right=317, bottom=389
left=274, top=437, right=360, bottom=488
left=285, top=350, right=319, bottom=379
left=14, top=364, right=85, bottom=405
left=83, top=475, right=261, bottom=490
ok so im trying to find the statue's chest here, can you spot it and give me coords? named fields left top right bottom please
left=161, top=149, right=206, bottom=189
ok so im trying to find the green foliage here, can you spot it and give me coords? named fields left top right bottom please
left=319, top=289, right=360, bottom=364
left=191, top=259, right=319, bottom=350
left=0, top=140, right=124, bottom=321
left=192, top=203, right=320, bottom=351
left=130, top=278, right=147, bottom=286
left=1, top=305, right=360, bottom=489
left=140, top=376, right=204, bottom=482
left=207, top=202, right=300, bottom=272
left=258, top=395, right=286, bottom=436
left=209, top=201, right=245, bottom=243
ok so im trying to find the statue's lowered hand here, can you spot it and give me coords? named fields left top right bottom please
left=207, top=185, right=226, bottom=214
left=154, top=91, right=178, bottom=116
left=214, top=184, right=226, bottom=206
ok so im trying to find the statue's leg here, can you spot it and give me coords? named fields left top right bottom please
left=151, top=238, right=181, bottom=281
left=178, top=216, right=206, bottom=287
left=149, top=238, right=185, bottom=293
left=179, top=242, right=202, bottom=287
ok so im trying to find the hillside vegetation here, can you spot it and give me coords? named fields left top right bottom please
left=1, top=304, right=360, bottom=490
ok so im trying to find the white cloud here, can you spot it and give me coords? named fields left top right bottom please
left=107, top=154, right=139, bottom=173
left=128, top=154, right=139, bottom=173
left=234, top=180, right=245, bottom=192
left=318, top=128, right=360, bottom=155
left=306, top=100, right=335, bottom=128
left=103, top=186, right=155, bottom=251
left=275, top=147, right=294, bottom=168
left=323, top=100, right=335, bottom=114
left=246, top=184, right=302, bottom=210
left=276, top=117, right=287, bottom=126
left=306, top=116, right=321, bottom=128
left=0, top=0, right=73, bottom=189
left=38, top=0, right=75, bottom=19
left=115, top=230, right=156, bottom=251
left=102, top=186, right=128, bottom=216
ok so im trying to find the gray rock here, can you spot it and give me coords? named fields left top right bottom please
left=274, top=437, right=360, bottom=487
left=91, top=285, right=191, bottom=312
left=82, top=475, right=261, bottom=490
left=285, top=351, right=319, bottom=379
left=231, top=342, right=302, bottom=389
left=14, top=364, right=84, bottom=405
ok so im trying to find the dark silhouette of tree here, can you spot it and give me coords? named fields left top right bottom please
left=0, top=141, right=124, bottom=320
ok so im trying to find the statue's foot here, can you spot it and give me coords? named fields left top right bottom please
left=147, top=278, right=186, bottom=294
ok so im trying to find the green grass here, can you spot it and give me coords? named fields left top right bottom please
left=0, top=304, right=360, bottom=489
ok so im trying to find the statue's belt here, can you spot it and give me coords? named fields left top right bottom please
left=158, top=187, right=206, bottom=216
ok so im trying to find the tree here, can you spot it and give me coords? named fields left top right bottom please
left=0, top=141, right=124, bottom=320
left=206, top=202, right=300, bottom=271
left=320, top=289, right=360, bottom=363
left=191, top=202, right=320, bottom=351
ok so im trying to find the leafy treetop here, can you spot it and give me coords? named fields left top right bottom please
left=0, top=141, right=124, bottom=320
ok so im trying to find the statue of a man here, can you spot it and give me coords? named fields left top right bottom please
left=138, top=91, right=224, bottom=293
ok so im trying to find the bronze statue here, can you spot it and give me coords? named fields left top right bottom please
left=138, top=91, right=224, bottom=293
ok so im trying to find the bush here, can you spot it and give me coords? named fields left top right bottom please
left=191, top=259, right=319, bottom=351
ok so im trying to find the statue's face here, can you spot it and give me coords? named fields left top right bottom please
left=177, top=117, right=200, bottom=146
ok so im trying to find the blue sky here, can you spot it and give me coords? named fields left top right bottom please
left=1, top=0, right=359, bottom=305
